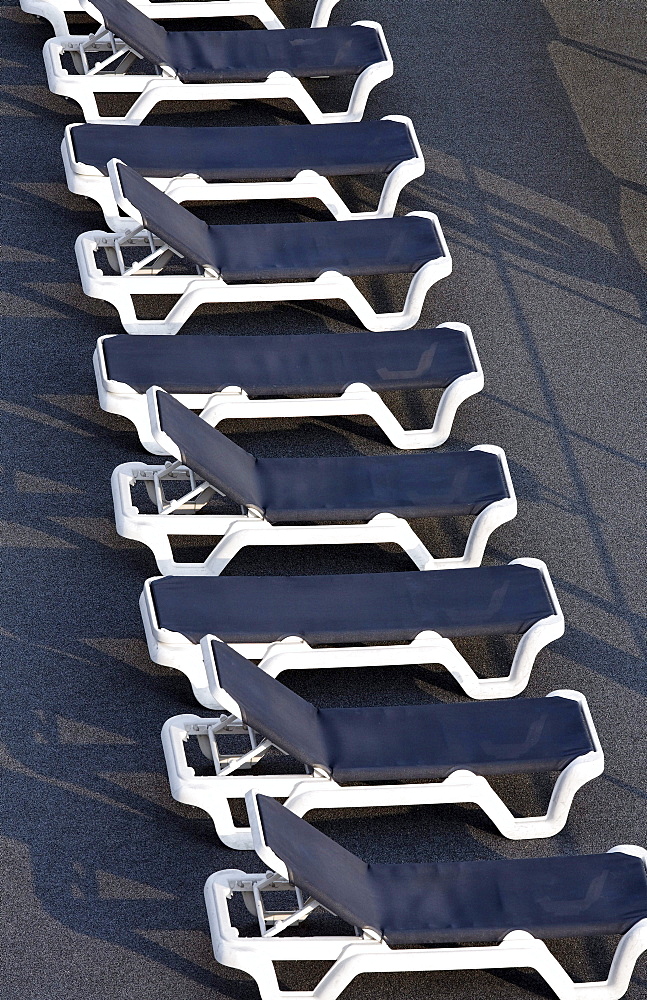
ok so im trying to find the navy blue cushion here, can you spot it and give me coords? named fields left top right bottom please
left=149, top=564, right=556, bottom=645
left=72, top=121, right=417, bottom=180
left=156, top=390, right=263, bottom=511
left=90, top=0, right=385, bottom=82
left=257, top=796, right=647, bottom=944
left=214, top=643, right=595, bottom=782
left=102, top=328, right=478, bottom=396
left=155, top=390, right=507, bottom=521
left=116, top=162, right=445, bottom=281
left=165, top=26, right=386, bottom=84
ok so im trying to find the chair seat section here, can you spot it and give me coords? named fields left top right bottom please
left=257, top=796, right=647, bottom=945
left=102, top=328, right=478, bottom=396
left=257, top=449, right=508, bottom=522
left=209, top=217, right=444, bottom=282
left=166, top=26, right=386, bottom=84
left=149, top=563, right=556, bottom=645
left=316, top=697, right=595, bottom=783
left=70, top=120, right=418, bottom=181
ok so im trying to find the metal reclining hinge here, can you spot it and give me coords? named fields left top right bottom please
left=234, top=875, right=289, bottom=891
left=252, top=878, right=323, bottom=937
left=109, top=227, right=182, bottom=276
left=78, top=29, right=139, bottom=76
left=189, top=719, right=233, bottom=736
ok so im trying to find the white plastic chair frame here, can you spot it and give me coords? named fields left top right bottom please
left=75, top=169, right=451, bottom=334
left=205, top=815, right=647, bottom=1000
left=62, top=115, right=425, bottom=233
left=43, top=5, right=393, bottom=125
left=161, top=686, right=603, bottom=850
left=138, top=558, right=565, bottom=707
left=111, top=390, right=516, bottom=574
left=23, top=0, right=340, bottom=39
left=93, top=324, right=484, bottom=455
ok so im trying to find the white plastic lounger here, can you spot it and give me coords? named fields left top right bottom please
left=112, top=387, right=516, bottom=575
left=206, top=795, right=647, bottom=1000
left=63, top=117, right=424, bottom=231
left=43, top=0, right=392, bottom=125
left=94, top=325, right=483, bottom=454
left=23, top=0, right=340, bottom=41
left=162, top=641, right=603, bottom=849
left=77, top=161, right=451, bottom=334
left=139, top=559, right=565, bottom=706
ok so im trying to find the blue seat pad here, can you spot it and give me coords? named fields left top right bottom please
left=149, top=563, right=556, bottom=645
left=257, top=796, right=647, bottom=945
left=71, top=121, right=416, bottom=180
left=102, top=328, right=477, bottom=396
left=213, top=643, right=595, bottom=782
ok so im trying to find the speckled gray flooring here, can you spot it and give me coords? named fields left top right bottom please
left=0, top=1, right=645, bottom=997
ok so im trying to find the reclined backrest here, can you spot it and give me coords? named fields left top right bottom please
left=91, top=0, right=171, bottom=67
left=212, top=642, right=330, bottom=769
left=115, top=162, right=219, bottom=271
left=155, top=391, right=265, bottom=512
left=257, top=794, right=380, bottom=932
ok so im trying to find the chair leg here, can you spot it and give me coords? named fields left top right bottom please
left=203, top=797, right=255, bottom=852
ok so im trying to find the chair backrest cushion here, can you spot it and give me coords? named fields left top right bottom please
left=212, top=642, right=330, bottom=769
left=156, top=390, right=264, bottom=511
left=91, top=0, right=171, bottom=66
left=257, top=794, right=380, bottom=931
left=115, top=162, right=218, bottom=270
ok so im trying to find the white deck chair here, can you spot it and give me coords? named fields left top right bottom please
left=112, top=387, right=516, bottom=575
left=62, top=116, right=424, bottom=231
left=76, top=160, right=451, bottom=334
left=206, top=794, right=647, bottom=1000
left=23, top=0, right=340, bottom=39
left=93, top=325, right=484, bottom=454
left=162, top=640, right=603, bottom=849
left=43, top=0, right=392, bottom=125
left=139, top=558, right=565, bottom=707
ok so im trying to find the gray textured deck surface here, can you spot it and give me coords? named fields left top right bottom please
left=0, top=1, right=645, bottom=997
